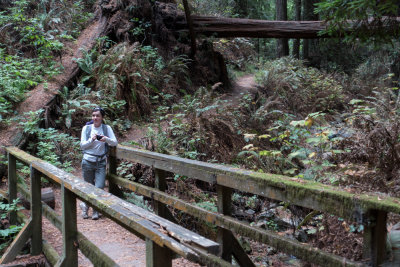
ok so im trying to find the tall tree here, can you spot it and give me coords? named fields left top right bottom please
left=234, top=0, right=248, bottom=17
left=276, top=0, right=289, bottom=57
left=302, top=0, right=319, bottom=64
left=293, top=0, right=301, bottom=59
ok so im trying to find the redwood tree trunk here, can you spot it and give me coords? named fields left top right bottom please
left=293, top=0, right=301, bottom=58
left=302, top=0, right=319, bottom=64
left=234, top=0, right=248, bottom=17
left=276, top=0, right=289, bottom=57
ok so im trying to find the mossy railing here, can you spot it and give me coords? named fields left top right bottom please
left=1, top=147, right=223, bottom=267
left=106, top=144, right=400, bottom=267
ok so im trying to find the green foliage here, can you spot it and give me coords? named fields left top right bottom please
left=316, top=0, right=400, bottom=44
left=75, top=41, right=190, bottom=120
left=344, top=85, right=400, bottom=181
left=124, top=192, right=153, bottom=211
left=18, top=111, right=80, bottom=171
left=117, top=161, right=135, bottom=180
left=0, top=199, right=23, bottom=255
left=0, top=0, right=93, bottom=52
left=0, top=0, right=94, bottom=124
left=59, top=85, right=96, bottom=129
left=195, top=201, right=217, bottom=213
left=256, top=57, right=344, bottom=114
left=0, top=50, right=59, bottom=124
left=238, top=111, right=344, bottom=181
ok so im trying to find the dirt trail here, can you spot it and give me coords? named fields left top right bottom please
left=222, top=74, right=257, bottom=104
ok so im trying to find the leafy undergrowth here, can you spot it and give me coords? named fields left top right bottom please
left=0, top=0, right=94, bottom=125
left=117, top=55, right=400, bottom=263
left=0, top=199, right=23, bottom=256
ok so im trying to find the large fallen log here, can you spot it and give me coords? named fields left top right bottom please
left=155, top=2, right=400, bottom=39
left=184, top=16, right=327, bottom=39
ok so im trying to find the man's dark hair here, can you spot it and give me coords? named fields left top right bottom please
left=93, top=107, right=105, bottom=117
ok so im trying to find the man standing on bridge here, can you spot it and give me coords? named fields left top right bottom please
left=79, top=107, right=118, bottom=220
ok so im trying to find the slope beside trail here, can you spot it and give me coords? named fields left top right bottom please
left=0, top=14, right=107, bottom=148
left=120, top=74, right=258, bottom=144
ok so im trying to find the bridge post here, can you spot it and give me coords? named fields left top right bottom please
left=7, top=153, right=17, bottom=225
left=363, top=209, right=387, bottom=267
left=217, top=185, right=233, bottom=262
left=30, top=166, right=42, bottom=255
left=146, top=168, right=173, bottom=267
left=59, top=183, right=78, bottom=267
left=108, top=147, right=123, bottom=197
left=154, top=169, right=169, bottom=218
left=146, top=238, right=172, bottom=267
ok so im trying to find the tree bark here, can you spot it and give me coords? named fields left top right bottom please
left=293, top=0, right=301, bottom=58
left=302, top=0, right=319, bottom=64
left=276, top=0, right=289, bottom=57
left=176, top=16, right=328, bottom=38
left=234, top=0, right=248, bottom=17
left=157, top=3, right=400, bottom=39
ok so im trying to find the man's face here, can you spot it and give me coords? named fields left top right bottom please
left=92, top=111, right=103, bottom=126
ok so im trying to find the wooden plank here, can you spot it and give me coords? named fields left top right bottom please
left=108, top=174, right=365, bottom=267
left=0, top=220, right=33, bottom=264
left=30, top=166, right=42, bottom=256
left=146, top=238, right=173, bottom=267
left=77, top=233, right=121, bottom=267
left=113, top=145, right=400, bottom=221
left=115, top=146, right=217, bottom=184
left=217, top=185, right=232, bottom=262
left=60, top=184, right=78, bottom=267
left=43, top=239, right=61, bottom=266
left=8, top=153, right=17, bottom=225
left=17, top=183, right=121, bottom=267
left=230, top=232, right=256, bottom=267
left=363, top=210, right=387, bottom=267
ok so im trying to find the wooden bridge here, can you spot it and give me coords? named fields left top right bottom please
left=1, top=145, right=400, bottom=266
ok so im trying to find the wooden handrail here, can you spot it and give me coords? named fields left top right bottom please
left=108, top=173, right=363, bottom=267
left=111, top=144, right=400, bottom=266
left=3, top=147, right=224, bottom=267
left=114, top=145, right=400, bottom=220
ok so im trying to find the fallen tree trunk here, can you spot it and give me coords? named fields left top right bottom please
left=157, top=2, right=399, bottom=39
left=181, top=16, right=400, bottom=39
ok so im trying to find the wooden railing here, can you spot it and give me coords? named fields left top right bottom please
left=0, top=147, right=224, bottom=267
left=2, top=145, right=399, bottom=266
left=106, top=144, right=400, bottom=267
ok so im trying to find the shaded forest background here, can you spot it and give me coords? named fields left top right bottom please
left=1, top=0, right=400, bottom=264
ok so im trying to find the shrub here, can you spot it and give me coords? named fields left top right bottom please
left=256, top=57, right=344, bottom=114
left=0, top=199, right=23, bottom=255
